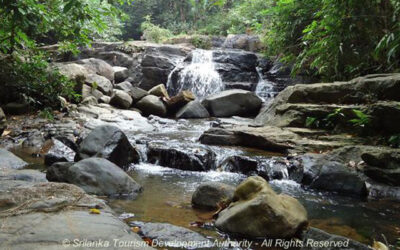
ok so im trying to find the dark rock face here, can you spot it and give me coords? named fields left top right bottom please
left=0, top=107, right=5, bottom=135
left=110, top=89, right=133, bottom=109
left=77, top=58, right=115, bottom=81
left=147, top=142, right=216, bottom=171
left=362, top=149, right=400, bottom=186
left=44, top=138, right=76, bottom=166
left=47, top=158, right=142, bottom=197
left=130, top=222, right=212, bottom=248
left=220, top=155, right=258, bottom=175
left=192, top=182, right=235, bottom=210
left=139, top=46, right=190, bottom=90
left=175, top=101, right=210, bottom=119
left=0, top=149, right=28, bottom=170
left=2, top=102, right=30, bottom=115
left=213, top=50, right=259, bottom=84
left=75, top=125, right=140, bottom=169
left=113, top=66, right=129, bottom=83
left=135, top=95, right=167, bottom=117
left=202, top=89, right=262, bottom=117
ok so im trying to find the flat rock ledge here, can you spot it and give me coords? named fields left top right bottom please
left=0, top=179, right=154, bottom=250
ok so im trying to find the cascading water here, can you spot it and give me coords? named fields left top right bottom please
left=167, top=49, right=224, bottom=99
left=255, top=67, right=275, bottom=102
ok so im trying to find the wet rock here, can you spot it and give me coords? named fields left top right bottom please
left=2, top=102, right=30, bottom=115
left=0, top=107, right=5, bottom=135
left=220, top=155, right=258, bottom=175
left=136, top=95, right=167, bottom=117
left=85, top=73, right=113, bottom=95
left=75, top=125, right=140, bottom=169
left=47, top=158, right=142, bottom=197
left=131, top=222, right=212, bottom=248
left=77, top=58, right=115, bottom=81
left=44, top=138, right=76, bottom=166
left=301, top=227, right=370, bottom=250
left=202, top=90, right=262, bottom=117
left=224, top=81, right=254, bottom=91
left=166, top=91, right=195, bottom=114
left=147, top=142, right=216, bottom=171
left=81, top=96, right=98, bottom=105
left=0, top=169, right=47, bottom=183
left=192, top=182, right=235, bottom=210
left=0, top=149, right=28, bottom=170
left=176, top=101, right=210, bottom=119
left=82, top=83, right=104, bottom=100
left=362, top=148, right=400, bottom=186
left=110, top=89, right=133, bottom=109
left=0, top=182, right=152, bottom=250
left=113, top=66, right=129, bottom=83
left=222, top=34, right=264, bottom=52
left=148, top=84, right=170, bottom=99
left=215, top=176, right=308, bottom=238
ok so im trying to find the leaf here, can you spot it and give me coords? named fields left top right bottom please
left=89, top=208, right=101, bottom=214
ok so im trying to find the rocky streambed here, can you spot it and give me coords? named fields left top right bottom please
left=1, top=40, right=400, bottom=249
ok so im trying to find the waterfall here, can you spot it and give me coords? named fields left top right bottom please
left=255, top=67, right=275, bottom=102
left=167, top=49, right=224, bottom=99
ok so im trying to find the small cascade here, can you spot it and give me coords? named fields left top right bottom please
left=255, top=67, right=275, bottom=102
left=167, top=49, right=224, bottom=99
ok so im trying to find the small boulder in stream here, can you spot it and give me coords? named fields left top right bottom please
left=136, top=95, right=167, bottom=117
left=148, top=84, right=170, bottom=99
left=202, top=89, right=262, bottom=117
left=85, top=73, right=113, bottom=96
left=215, top=176, right=308, bottom=238
left=192, top=182, right=235, bottom=210
left=75, top=125, right=140, bottom=169
left=113, top=66, right=129, bottom=83
left=110, top=89, right=133, bottom=109
left=47, top=158, right=142, bottom=197
left=0, top=149, right=28, bottom=170
left=176, top=101, right=210, bottom=119
left=44, top=138, right=76, bottom=166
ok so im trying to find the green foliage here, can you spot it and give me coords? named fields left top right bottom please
left=306, top=108, right=346, bottom=129
left=349, top=109, right=371, bottom=128
left=388, top=134, right=400, bottom=148
left=39, top=108, right=55, bottom=121
left=0, top=50, right=80, bottom=109
left=191, top=35, right=212, bottom=49
left=140, top=16, right=173, bottom=43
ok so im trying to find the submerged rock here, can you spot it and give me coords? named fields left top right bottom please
left=47, top=158, right=142, bottom=197
left=202, top=89, right=262, bottom=117
left=136, top=95, right=167, bottom=117
left=131, top=222, right=212, bottom=248
left=215, top=176, right=308, bottom=238
left=44, top=138, right=76, bottom=166
left=0, top=149, right=28, bottom=170
left=175, top=101, right=209, bottom=119
left=192, top=182, right=235, bottom=210
left=75, top=125, right=140, bottom=169
left=147, top=142, right=216, bottom=171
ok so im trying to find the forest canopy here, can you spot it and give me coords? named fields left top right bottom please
left=1, top=0, right=400, bottom=82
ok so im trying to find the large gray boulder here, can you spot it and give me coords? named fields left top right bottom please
left=0, top=149, right=28, bottom=170
left=113, top=66, right=129, bottom=83
left=55, top=63, right=89, bottom=82
left=136, top=95, right=167, bottom=117
left=85, top=73, right=113, bottom=96
left=192, top=182, right=235, bottom=210
left=75, top=125, right=140, bottom=169
left=77, top=58, right=115, bottom=81
left=0, top=182, right=152, bottom=250
left=215, top=176, right=308, bottom=238
left=362, top=148, right=400, bottom=186
left=110, top=89, right=133, bottom=109
left=176, top=101, right=210, bottom=119
left=222, top=34, right=264, bottom=52
left=202, top=89, right=262, bottom=117
left=44, top=138, right=76, bottom=166
left=47, top=158, right=142, bottom=197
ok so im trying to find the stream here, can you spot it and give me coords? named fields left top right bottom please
left=9, top=48, right=400, bottom=248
